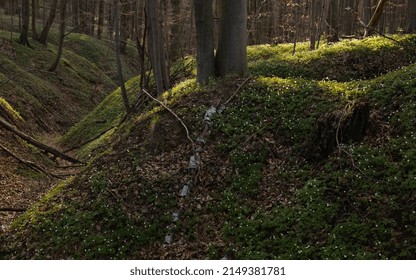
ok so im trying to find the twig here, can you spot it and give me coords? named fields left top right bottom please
left=142, top=88, right=194, bottom=147
left=63, top=126, right=116, bottom=153
left=223, top=75, right=252, bottom=107
left=0, top=68, right=57, bottom=88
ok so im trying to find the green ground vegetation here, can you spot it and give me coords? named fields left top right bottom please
left=1, top=35, right=415, bottom=259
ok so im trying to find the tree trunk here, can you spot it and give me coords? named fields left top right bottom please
left=169, top=0, right=182, bottom=61
left=327, top=0, right=339, bottom=42
left=19, top=0, right=31, bottom=47
left=31, top=0, right=38, bottom=39
left=114, top=0, right=131, bottom=113
left=365, top=0, right=388, bottom=37
left=194, top=0, right=215, bottom=84
left=49, top=0, right=68, bottom=72
left=406, top=0, right=416, bottom=33
left=38, top=0, right=58, bottom=44
left=362, top=0, right=372, bottom=27
left=120, top=0, right=129, bottom=54
left=215, top=0, right=248, bottom=77
left=97, top=0, right=104, bottom=39
left=146, top=0, right=170, bottom=95
left=71, top=0, right=79, bottom=27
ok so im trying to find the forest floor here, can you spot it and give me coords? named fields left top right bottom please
left=0, top=26, right=138, bottom=232
left=1, top=34, right=416, bottom=259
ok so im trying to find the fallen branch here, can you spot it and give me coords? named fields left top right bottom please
left=0, top=68, right=56, bottom=88
left=0, top=117, right=82, bottom=164
left=223, top=75, right=252, bottom=107
left=63, top=126, right=116, bottom=154
left=0, top=143, right=64, bottom=179
left=0, top=208, right=26, bottom=212
left=142, top=88, right=194, bottom=147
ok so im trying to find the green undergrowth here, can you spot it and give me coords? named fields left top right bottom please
left=0, top=29, right=137, bottom=132
left=248, top=35, right=416, bottom=81
left=209, top=64, right=416, bottom=259
left=1, top=170, right=168, bottom=259
left=59, top=76, right=140, bottom=159
left=60, top=78, right=197, bottom=160
left=1, top=36, right=416, bottom=260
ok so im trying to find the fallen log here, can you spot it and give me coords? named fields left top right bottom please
left=0, top=117, right=82, bottom=164
left=0, top=208, right=26, bottom=212
left=0, top=143, right=64, bottom=179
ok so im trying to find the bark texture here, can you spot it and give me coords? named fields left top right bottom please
left=194, top=0, right=215, bottom=84
left=215, top=0, right=248, bottom=77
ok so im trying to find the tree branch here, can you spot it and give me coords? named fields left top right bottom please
left=142, top=88, right=194, bottom=147
left=0, top=117, right=82, bottom=164
left=0, top=208, right=26, bottom=212
left=0, top=143, right=64, bottom=179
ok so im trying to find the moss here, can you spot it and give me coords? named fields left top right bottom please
left=0, top=97, right=23, bottom=121
left=248, top=34, right=416, bottom=81
left=3, top=35, right=416, bottom=260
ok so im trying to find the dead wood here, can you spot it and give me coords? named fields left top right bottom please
left=63, top=126, right=116, bottom=154
left=0, top=143, right=64, bottom=179
left=0, top=208, right=26, bottom=212
left=0, top=117, right=82, bottom=164
left=142, top=88, right=194, bottom=147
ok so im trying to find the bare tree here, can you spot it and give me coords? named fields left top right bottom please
left=365, top=0, right=388, bottom=37
left=146, top=0, right=170, bottom=95
left=194, top=0, right=215, bottom=84
left=97, top=0, right=105, bottom=39
left=19, top=0, right=31, bottom=47
left=31, top=0, right=38, bottom=39
left=114, top=0, right=131, bottom=112
left=49, top=0, right=68, bottom=72
left=215, top=0, right=248, bottom=77
left=406, top=0, right=416, bottom=33
left=38, top=0, right=58, bottom=44
left=327, top=0, right=340, bottom=42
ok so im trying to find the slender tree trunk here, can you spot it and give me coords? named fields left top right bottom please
left=194, top=0, right=215, bottom=84
left=108, top=2, right=114, bottom=39
left=309, top=0, right=318, bottom=50
left=169, top=0, right=182, bottom=61
left=71, top=0, right=79, bottom=27
left=38, top=0, right=58, bottom=44
left=31, top=0, right=38, bottom=39
left=406, top=0, right=416, bottom=33
left=120, top=0, right=129, bottom=54
left=19, top=0, right=31, bottom=47
left=365, top=0, right=388, bottom=37
left=146, top=0, right=170, bottom=95
left=215, top=0, right=248, bottom=77
left=327, top=0, right=339, bottom=42
left=362, top=0, right=372, bottom=27
left=97, top=0, right=104, bottom=39
left=49, top=0, right=68, bottom=72
left=114, top=0, right=131, bottom=113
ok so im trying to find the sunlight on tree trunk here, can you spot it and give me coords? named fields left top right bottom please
left=215, top=0, right=248, bottom=77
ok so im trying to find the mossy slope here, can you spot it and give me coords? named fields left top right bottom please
left=1, top=36, right=415, bottom=260
left=0, top=30, right=137, bottom=133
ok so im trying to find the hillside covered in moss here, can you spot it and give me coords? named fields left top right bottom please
left=1, top=35, right=416, bottom=260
